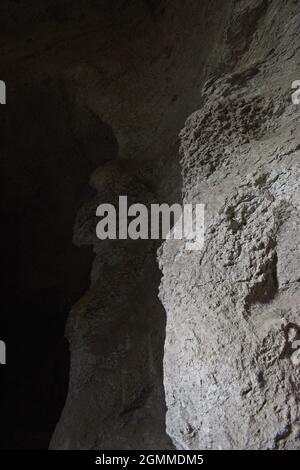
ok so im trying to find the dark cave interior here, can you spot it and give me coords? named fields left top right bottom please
left=0, top=79, right=118, bottom=448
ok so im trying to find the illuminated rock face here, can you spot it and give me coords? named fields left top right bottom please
left=1, top=0, right=228, bottom=449
left=159, top=0, right=300, bottom=451
left=49, top=0, right=231, bottom=450
left=1, top=0, right=299, bottom=450
left=50, top=0, right=300, bottom=451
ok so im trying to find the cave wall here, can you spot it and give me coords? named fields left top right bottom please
left=1, top=0, right=230, bottom=449
left=1, top=0, right=299, bottom=451
left=50, top=161, right=174, bottom=449
left=159, top=0, right=300, bottom=450
left=47, top=0, right=232, bottom=450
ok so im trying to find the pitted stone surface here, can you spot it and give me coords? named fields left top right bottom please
left=159, top=0, right=300, bottom=450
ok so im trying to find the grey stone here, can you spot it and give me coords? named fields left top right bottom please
left=159, top=0, right=300, bottom=450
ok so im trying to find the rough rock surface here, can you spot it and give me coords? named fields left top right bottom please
left=48, top=0, right=230, bottom=450
left=159, top=0, right=300, bottom=450
left=7, top=0, right=297, bottom=450
left=1, top=0, right=229, bottom=448
left=50, top=161, right=173, bottom=449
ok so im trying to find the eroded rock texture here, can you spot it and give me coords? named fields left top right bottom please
left=51, top=161, right=173, bottom=449
left=3, top=0, right=298, bottom=451
left=1, top=0, right=228, bottom=449
left=48, top=0, right=229, bottom=450
left=159, top=0, right=300, bottom=450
